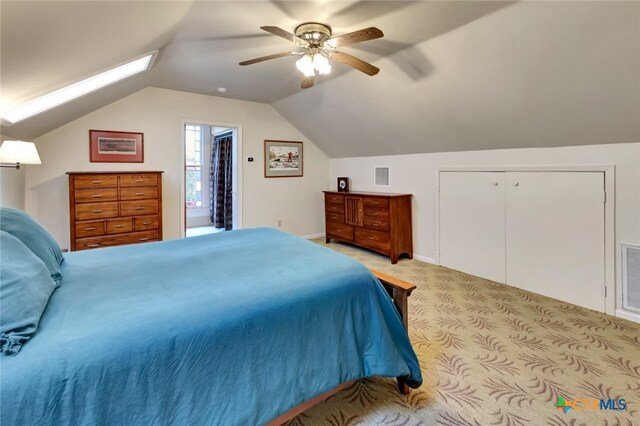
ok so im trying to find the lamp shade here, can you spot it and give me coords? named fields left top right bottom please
left=0, top=140, right=42, bottom=165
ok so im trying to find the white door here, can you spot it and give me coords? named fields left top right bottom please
left=440, top=172, right=506, bottom=283
left=505, top=172, right=605, bottom=312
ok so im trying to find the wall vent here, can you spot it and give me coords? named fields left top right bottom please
left=374, top=166, right=390, bottom=186
left=622, top=244, right=640, bottom=313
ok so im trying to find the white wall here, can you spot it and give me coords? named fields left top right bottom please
left=0, top=168, right=25, bottom=209
left=26, top=87, right=329, bottom=249
left=0, top=136, right=26, bottom=209
left=330, top=142, right=640, bottom=304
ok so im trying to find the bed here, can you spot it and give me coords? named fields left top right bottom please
left=1, top=227, right=422, bottom=425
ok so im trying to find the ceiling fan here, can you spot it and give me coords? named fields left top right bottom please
left=239, top=23, right=383, bottom=89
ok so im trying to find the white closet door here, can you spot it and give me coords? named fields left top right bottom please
left=506, top=172, right=605, bottom=312
left=440, top=172, right=506, bottom=283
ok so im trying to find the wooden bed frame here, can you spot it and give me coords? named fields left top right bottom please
left=268, top=269, right=417, bottom=426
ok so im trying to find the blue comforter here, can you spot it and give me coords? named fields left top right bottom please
left=2, top=228, right=422, bottom=425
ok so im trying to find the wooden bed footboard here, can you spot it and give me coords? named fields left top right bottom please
left=268, top=269, right=416, bottom=425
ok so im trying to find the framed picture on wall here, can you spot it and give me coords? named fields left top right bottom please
left=90, top=129, right=144, bottom=163
left=264, top=140, right=303, bottom=178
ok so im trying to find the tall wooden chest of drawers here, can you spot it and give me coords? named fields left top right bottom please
left=67, top=171, right=163, bottom=251
left=323, top=191, right=413, bottom=264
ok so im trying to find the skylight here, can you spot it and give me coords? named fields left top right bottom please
left=1, top=52, right=157, bottom=124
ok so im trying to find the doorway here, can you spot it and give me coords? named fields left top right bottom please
left=181, top=121, right=241, bottom=237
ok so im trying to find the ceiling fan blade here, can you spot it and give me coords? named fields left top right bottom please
left=239, top=51, right=296, bottom=66
left=326, top=27, right=383, bottom=48
left=301, top=75, right=315, bottom=89
left=260, top=26, right=306, bottom=45
left=331, top=52, right=380, bottom=76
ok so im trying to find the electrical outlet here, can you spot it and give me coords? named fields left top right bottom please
left=277, top=220, right=282, bottom=227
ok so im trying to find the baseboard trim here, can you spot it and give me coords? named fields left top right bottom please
left=615, top=309, right=640, bottom=324
left=302, top=233, right=325, bottom=240
left=413, top=254, right=437, bottom=265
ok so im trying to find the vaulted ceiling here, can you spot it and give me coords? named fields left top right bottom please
left=2, top=1, right=639, bottom=157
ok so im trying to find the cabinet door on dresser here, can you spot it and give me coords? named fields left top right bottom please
left=68, top=171, right=163, bottom=251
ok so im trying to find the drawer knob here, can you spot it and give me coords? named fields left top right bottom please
left=368, top=237, right=375, bottom=240
left=84, top=227, right=96, bottom=231
left=142, top=221, right=152, bottom=225
left=139, top=237, right=151, bottom=241
left=115, top=224, right=125, bottom=228
left=91, top=180, right=102, bottom=184
left=92, top=194, right=103, bottom=198
left=87, top=244, right=99, bottom=248
left=136, top=206, right=145, bottom=210
left=136, top=179, right=145, bottom=183
left=373, top=202, right=379, bottom=205
left=135, top=192, right=144, bottom=196
left=92, top=209, right=103, bottom=213
left=373, top=224, right=379, bottom=227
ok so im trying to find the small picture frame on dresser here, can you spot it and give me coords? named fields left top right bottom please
left=337, top=177, right=349, bottom=192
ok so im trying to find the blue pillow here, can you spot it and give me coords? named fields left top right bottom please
left=0, top=231, right=57, bottom=355
left=0, top=207, right=63, bottom=286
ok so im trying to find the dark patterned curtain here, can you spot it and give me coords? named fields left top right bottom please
left=210, top=132, right=233, bottom=230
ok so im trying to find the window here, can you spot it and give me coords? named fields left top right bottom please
left=185, top=124, right=204, bottom=208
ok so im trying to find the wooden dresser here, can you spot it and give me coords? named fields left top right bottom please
left=67, top=171, right=163, bottom=251
left=323, top=191, right=413, bottom=264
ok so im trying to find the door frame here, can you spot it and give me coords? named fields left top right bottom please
left=179, top=119, right=243, bottom=236
left=435, top=164, right=615, bottom=316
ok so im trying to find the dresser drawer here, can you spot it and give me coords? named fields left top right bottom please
left=325, top=193, right=345, bottom=204
left=326, top=212, right=344, bottom=223
left=74, top=174, right=118, bottom=189
left=106, top=218, right=133, bottom=234
left=363, top=197, right=389, bottom=209
left=75, top=220, right=105, bottom=238
left=75, top=230, right=159, bottom=251
left=120, top=200, right=158, bottom=216
left=134, top=215, right=159, bottom=231
left=363, top=207, right=390, bottom=219
left=355, top=228, right=391, bottom=252
left=326, top=221, right=354, bottom=241
left=75, top=202, right=119, bottom=220
left=325, top=203, right=345, bottom=214
left=120, top=186, right=158, bottom=201
left=363, top=216, right=390, bottom=232
left=120, top=174, right=158, bottom=187
left=74, top=188, right=118, bottom=203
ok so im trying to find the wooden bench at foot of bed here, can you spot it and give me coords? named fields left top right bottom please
left=267, top=269, right=416, bottom=426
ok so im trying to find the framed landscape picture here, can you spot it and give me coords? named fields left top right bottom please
left=90, top=130, right=144, bottom=163
left=264, top=140, right=303, bottom=178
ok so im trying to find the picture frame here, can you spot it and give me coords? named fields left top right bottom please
left=337, top=177, right=349, bottom=192
left=264, top=140, right=303, bottom=178
left=90, top=129, right=144, bottom=163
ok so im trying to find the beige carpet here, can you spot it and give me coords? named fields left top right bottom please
left=284, top=241, right=639, bottom=426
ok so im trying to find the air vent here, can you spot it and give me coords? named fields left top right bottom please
left=375, top=166, right=390, bottom=186
left=622, top=244, right=640, bottom=313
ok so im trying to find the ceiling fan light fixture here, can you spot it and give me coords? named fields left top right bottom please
left=313, top=53, right=331, bottom=75
left=296, top=54, right=315, bottom=77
